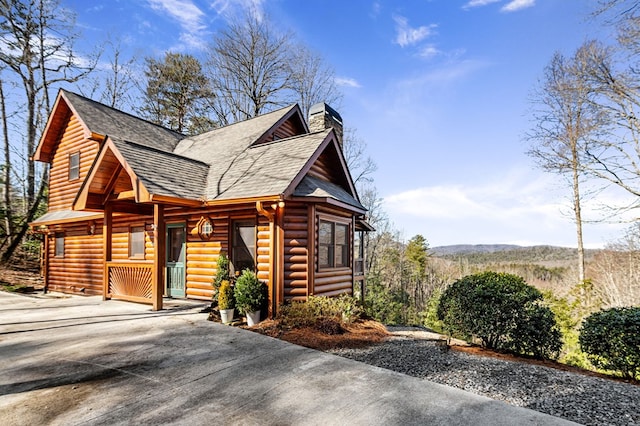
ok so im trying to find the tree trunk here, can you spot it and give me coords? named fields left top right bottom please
left=0, top=80, right=13, bottom=241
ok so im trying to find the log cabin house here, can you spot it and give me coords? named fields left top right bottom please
left=30, top=90, right=371, bottom=313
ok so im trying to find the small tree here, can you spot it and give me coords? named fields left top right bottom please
left=212, top=252, right=229, bottom=306
left=233, top=269, right=267, bottom=315
left=579, top=307, right=640, bottom=380
left=437, top=271, right=562, bottom=359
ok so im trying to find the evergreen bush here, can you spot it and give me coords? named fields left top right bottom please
left=579, top=307, right=640, bottom=380
left=212, top=252, right=230, bottom=306
left=437, top=271, right=562, bottom=359
left=218, top=279, right=235, bottom=310
left=233, top=269, right=267, bottom=314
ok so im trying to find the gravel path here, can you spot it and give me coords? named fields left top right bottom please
left=327, top=330, right=639, bottom=426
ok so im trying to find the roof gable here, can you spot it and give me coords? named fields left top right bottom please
left=34, top=90, right=184, bottom=163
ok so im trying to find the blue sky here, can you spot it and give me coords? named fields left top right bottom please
left=63, top=0, right=632, bottom=248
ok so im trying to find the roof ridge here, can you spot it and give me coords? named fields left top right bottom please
left=115, top=137, right=209, bottom=167
left=249, top=128, right=328, bottom=149
left=60, top=89, right=185, bottom=138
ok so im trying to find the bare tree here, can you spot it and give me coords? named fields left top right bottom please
left=527, top=42, right=609, bottom=282
left=343, top=128, right=377, bottom=187
left=288, top=45, right=342, bottom=118
left=206, top=14, right=293, bottom=125
left=0, top=0, right=96, bottom=261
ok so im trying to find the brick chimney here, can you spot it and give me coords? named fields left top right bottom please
left=308, top=103, right=343, bottom=148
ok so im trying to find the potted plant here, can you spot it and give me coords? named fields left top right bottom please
left=234, top=269, right=267, bottom=326
left=212, top=253, right=230, bottom=307
left=218, top=279, right=235, bottom=324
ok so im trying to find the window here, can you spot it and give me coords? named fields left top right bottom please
left=231, top=220, right=256, bottom=274
left=55, top=233, right=64, bottom=257
left=129, top=226, right=145, bottom=258
left=69, top=152, right=80, bottom=180
left=354, top=230, right=364, bottom=275
left=195, top=216, right=213, bottom=240
left=318, top=219, right=350, bottom=269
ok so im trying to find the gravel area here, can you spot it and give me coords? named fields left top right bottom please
left=327, top=331, right=640, bottom=426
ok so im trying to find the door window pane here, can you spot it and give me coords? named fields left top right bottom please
left=232, top=220, right=256, bottom=273
left=168, top=226, right=185, bottom=263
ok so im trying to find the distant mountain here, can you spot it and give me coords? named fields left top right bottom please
left=430, top=244, right=522, bottom=256
left=430, top=244, right=594, bottom=265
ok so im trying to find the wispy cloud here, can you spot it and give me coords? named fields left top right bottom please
left=418, top=45, right=441, bottom=59
left=463, top=0, right=501, bottom=10
left=147, top=0, right=207, bottom=49
left=501, top=0, right=535, bottom=12
left=335, top=77, right=362, bottom=88
left=463, top=0, right=535, bottom=12
left=393, top=15, right=436, bottom=47
left=211, top=0, right=266, bottom=22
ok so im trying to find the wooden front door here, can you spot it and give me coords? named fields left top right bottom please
left=166, top=223, right=186, bottom=298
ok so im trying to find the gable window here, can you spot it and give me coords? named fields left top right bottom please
left=318, top=219, right=350, bottom=269
left=69, top=152, right=80, bottom=180
left=55, top=232, right=64, bottom=257
left=231, top=219, right=256, bottom=274
left=129, top=225, right=145, bottom=258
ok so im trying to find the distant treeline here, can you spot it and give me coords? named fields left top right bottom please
left=432, top=245, right=599, bottom=265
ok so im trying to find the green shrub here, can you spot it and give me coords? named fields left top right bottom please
left=278, top=295, right=362, bottom=328
left=579, top=307, right=640, bottom=380
left=212, top=252, right=230, bottom=305
left=364, top=277, right=405, bottom=325
left=218, top=280, right=235, bottom=310
left=233, top=269, right=267, bottom=314
left=437, top=271, right=562, bottom=360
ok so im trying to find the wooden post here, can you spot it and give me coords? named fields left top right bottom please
left=103, top=203, right=113, bottom=300
left=275, top=202, right=285, bottom=310
left=152, top=204, right=165, bottom=311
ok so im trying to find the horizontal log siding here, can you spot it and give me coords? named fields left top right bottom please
left=283, top=204, right=309, bottom=301
left=313, top=207, right=354, bottom=298
left=48, top=114, right=99, bottom=211
left=47, top=221, right=103, bottom=295
left=184, top=215, right=228, bottom=300
left=307, top=151, right=337, bottom=184
left=256, top=216, right=271, bottom=283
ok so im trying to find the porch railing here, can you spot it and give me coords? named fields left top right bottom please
left=105, top=261, right=154, bottom=304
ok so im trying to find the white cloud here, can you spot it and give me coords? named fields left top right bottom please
left=380, top=168, right=634, bottom=247
left=211, top=0, right=265, bottom=22
left=501, top=0, right=535, bottom=12
left=335, top=77, right=362, bottom=88
left=147, top=0, right=208, bottom=50
left=393, top=15, right=436, bottom=48
left=418, top=45, right=441, bottom=59
left=462, top=0, right=535, bottom=12
left=463, top=0, right=501, bottom=10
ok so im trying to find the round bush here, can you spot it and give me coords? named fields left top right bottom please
left=233, top=269, right=267, bottom=314
left=437, top=271, right=562, bottom=359
left=579, top=307, right=640, bottom=380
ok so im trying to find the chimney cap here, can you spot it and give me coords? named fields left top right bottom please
left=309, top=102, right=342, bottom=125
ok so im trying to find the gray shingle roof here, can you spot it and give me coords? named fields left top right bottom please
left=62, top=90, right=183, bottom=152
left=112, top=138, right=209, bottom=200
left=293, top=175, right=365, bottom=211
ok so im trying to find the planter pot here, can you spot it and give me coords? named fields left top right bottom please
left=220, top=308, right=235, bottom=324
left=246, top=310, right=261, bottom=326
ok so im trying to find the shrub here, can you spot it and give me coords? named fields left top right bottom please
left=218, top=280, right=235, bottom=310
left=278, top=295, right=362, bottom=329
left=234, top=269, right=267, bottom=314
left=212, top=252, right=230, bottom=305
left=579, top=307, right=640, bottom=380
left=437, top=271, right=562, bottom=359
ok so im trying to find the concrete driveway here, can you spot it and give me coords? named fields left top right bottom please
left=0, top=291, right=577, bottom=425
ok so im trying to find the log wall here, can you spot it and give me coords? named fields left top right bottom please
left=282, top=203, right=309, bottom=301
left=48, top=114, right=99, bottom=211
left=46, top=220, right=103, bottom=295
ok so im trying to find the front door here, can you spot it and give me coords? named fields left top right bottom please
left=166, top=223, right=186, bottom=298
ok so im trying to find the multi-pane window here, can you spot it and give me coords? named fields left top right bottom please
left=232, top=220, right=256, bottom=274
left=318, top=219, right=350, bottom=269
left=69, top=152, right=80, bottom=180
left=129, top=226, right=145, bottom=258
left=354, top=230, right=364, bottom=275
left=55, top=233, right=64, bottom=257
